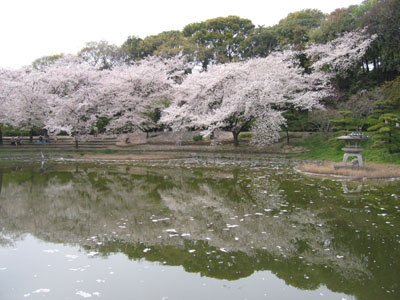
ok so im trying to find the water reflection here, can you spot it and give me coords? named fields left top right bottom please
left=0, top=159, right=399, bottom=300
left=341, top=182, right=363, bottom=194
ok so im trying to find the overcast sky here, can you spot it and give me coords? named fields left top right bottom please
left=0, top=0, right=362, bottom=69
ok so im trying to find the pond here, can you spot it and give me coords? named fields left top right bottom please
left=0, top=158, right=399, bottom=300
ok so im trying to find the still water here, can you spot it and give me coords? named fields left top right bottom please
left=0, top=158, right=399, bottom=300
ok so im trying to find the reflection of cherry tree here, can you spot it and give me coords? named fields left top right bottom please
left=5, top=161, right=400, bottom=293
left=0, top=163, right=367, bottom=274
left=2, top=162, right=399, bottom=297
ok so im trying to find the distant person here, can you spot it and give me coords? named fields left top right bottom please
left=16, top=137, right=22, bottom=145
left=10, top=137, right=16, bottom=146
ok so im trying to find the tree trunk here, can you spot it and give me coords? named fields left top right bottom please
left=232, top=131, right=239, bottom=147
left=75, top=136, right=79, bottom=149
left=0, top=126, right=2, bottom=145
left=30, top=127, right=34, bottom=143
left=286, top=129, right=290, bottom=144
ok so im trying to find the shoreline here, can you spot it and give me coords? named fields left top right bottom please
left=1, top=150, right=400, bottom=181
left=297, top=162, right=400, bottom=180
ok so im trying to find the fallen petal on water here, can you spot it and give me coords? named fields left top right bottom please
left=32, top=289, right=50, bottom=294
left=76, top=290, right=92, bottom=298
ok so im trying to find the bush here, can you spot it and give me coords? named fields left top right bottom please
left=238, top=132, right=253, bottom=139
left=1, top=125, right=31, bottom=137
left=193, top=134, right=203, bottom=142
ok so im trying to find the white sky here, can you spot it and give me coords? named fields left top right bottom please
left=0, top=0, right=362, bottom=69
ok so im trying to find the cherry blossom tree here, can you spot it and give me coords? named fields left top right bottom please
left=161, top=51, right=329, bottom=146
left=43, top=57, right=105, bottom=145
left=0, top=30, right=375, bottom=148
left=305, top=29, right=378, bottom=73
left=0, top=69, right=15, bottom=144
left=39, top=55, right=189, bottom=144
left=0, top=67, right=50, bottom=142
left=96, top=56, right=189, bottom=135
left=1, top=57, right=104, bottom=146
left=161, top=29, right=376, bottom=146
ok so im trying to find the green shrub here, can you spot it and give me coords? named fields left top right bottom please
left=2, top=125, right=31, bottom=137
left=193, top=134, right=203, bottom=142
left=238, top=132, right=253, bottom=139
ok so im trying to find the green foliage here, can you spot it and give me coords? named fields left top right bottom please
left=32, top=54, right=64, bottom=71
left=310, top=0, right=398, bottom=90
left=238, top=132, right=252, bottom=139
left=368, top=113, right=400, bottom=153
left=1, top=125, right=31, bottom=137
left=117, top=0, right=398, bottom=86
left=138, top=31, right=189, bottom=59
left=366, top=76, right=400, bottom=153
left=183, top=16, right=254, bottom=68
left=309, top=1, right=374, bottom=43
left=293, top=132, right=400, bottom=164
left=95, top=117, right=111, bottom=133
left=121, top=35, right=143, bottom=61
left=293, top=133, right=344, bottom=161
left=330, top=110, right=359, bottom=134
left=361, top=0, right=400, bottom=75
left=193, top=134, right=203, bottom=142
left=239, top=26, right=278, bottom=58
left=275, top=9, right=326, bottom=48
left=282, top=109, right=308, bottom=144
left=381, top=76, right=400, bottom=105
left=78, top=41, right=125, bottom=70
left=282, top=110, right=308, bottom=131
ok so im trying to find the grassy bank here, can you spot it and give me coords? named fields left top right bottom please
left=290, top=133, right=400, bottom=165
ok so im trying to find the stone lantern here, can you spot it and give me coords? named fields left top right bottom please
left=336, top=132, right=370, bottom=167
